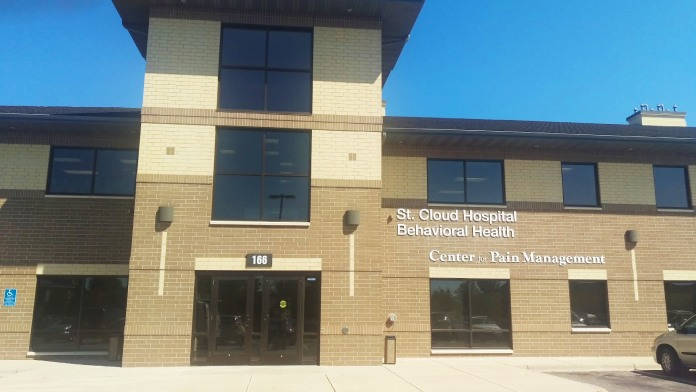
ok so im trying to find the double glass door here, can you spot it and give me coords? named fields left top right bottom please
left=192, top=273, right=320, bottom=365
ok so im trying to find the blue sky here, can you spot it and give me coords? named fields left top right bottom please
left=1, top=1, right=695, bottom=125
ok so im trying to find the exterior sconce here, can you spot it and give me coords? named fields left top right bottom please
left=157, top=206, right=174, bottom=223
left=625, top=230, right=639, bottom=244
left=344, top=210, right=360, bottom=226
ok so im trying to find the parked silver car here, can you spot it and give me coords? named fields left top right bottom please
left=652, top=313, right=696, bottom=375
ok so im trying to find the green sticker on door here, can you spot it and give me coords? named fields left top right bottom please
left=279, top=300, right=287, bottom=309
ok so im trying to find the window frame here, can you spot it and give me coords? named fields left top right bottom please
left=429, top=278, right=512, bottom=350
left=664, top=281, right=696, bottom=329
left=29, top=275, right=129, bottom=353
left=46, top=146, right=138, bottom=197
left=569, top=279, right=611, bottom=330
left=653, top=165, right=692, bottom=210
left=426, top=159, right=506, bottom=206
left=561, top=162, right=601, bottom=207
left=218, top=25, right=313, bottom=114
left=212, top=127, right=312, bottom=223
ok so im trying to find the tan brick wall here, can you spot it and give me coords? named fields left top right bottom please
left=313, top=27, right=382, bottom=116
left=123, top=182, right=385, bottom=366
left=137, top=123, right=215, bottom=176
left=312, top=130, right=381, bottom=181
left=0, top=267, right=36, bottom=359
left=382, top=156, right=427, bottom=200
left=0, top=144, right=49, bottom=190
left=598, top=163, right=655, bottom=205
left=142, top=17, right=220, bottom=109
left=506, top=160, right=562, bottom=202
left=379, top=203, right=694, bottom=356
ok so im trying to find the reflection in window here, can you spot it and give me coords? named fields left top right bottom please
left=654, top=166, right=691, bottom=209
left=569, top=280, right=610, bottom=328
left=213, top=128, right=310, bottom=222
left=48, top=148, right=137, bottom=196
left=427, top=160, right=504, bottom=205
left=664, top=281, right=696, bottom=328
left=30, top=276, right=128, bottom=352
left=219, top=27, right=312, bottom=113
left=561, top=163, right=600, bottom=207
left=430, top=279, right=511, bottom=349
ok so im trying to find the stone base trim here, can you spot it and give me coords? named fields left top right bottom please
left=663, top=270, right=696, bottom=280
left=429, top=267, right=510, bottom=279
left=195, top=257, right=322, bottom=271
left=568, top=269, right=607, bottom=280
left=36, top=264, right=129, bottom=276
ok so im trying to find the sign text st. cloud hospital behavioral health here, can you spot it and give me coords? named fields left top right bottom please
left=395, top=208, right=606, bottom=267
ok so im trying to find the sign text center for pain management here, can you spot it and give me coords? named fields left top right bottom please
left=395, top=208, right=517, bottom=238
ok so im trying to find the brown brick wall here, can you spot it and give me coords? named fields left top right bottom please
left=0, top=195, right=134, bottom=265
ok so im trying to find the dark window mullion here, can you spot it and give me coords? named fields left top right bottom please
left=264, top=29, right=270, bottom=111
left=90, top=149, right=98, bottom=194
left=467, top=280, right=473, bottom=348
left=76, top=278, right=86, bottom=350
left=260, top=131, right=267, bottom=214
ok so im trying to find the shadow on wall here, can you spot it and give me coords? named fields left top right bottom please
left=0, top=191, right=135, bottom=266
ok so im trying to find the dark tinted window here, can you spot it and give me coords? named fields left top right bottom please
left=430, top=279, right=511, bottom=349
left=49, top=148, right=95, bottom=194
left=428, top=160, right=504, bottom=205
left=213, top=128, right=310, bottom=222
left=268, top=30, right=312, bottom=69
left=221, top=28, right=266, bottom=67
left=569, top=280, right=610, bottom=328
left=654, top=166, right=691, bottom=209
left=219, top=26, right=312, bottom=113
left=30, top=276, right=128, bottom=352
left=664, top=281, right=696, bottom=328
left=94, top=150, right=138, bottom=195
left=219, top=69, right=265, bottom=111
left=48, top=148, right=137, bottom=196
left=562, top=163, right=600, bottom=207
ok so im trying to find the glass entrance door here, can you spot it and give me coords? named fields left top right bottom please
left=192, top=273, right=319, bottom=366
left=210, top=278, right=251, bottom=365
left=258, top=277, right=299, bottom=364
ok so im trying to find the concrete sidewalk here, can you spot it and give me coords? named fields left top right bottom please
left=0, top=357, right=661, bottom=392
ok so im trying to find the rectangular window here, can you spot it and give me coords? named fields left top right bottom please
left=664, top=281, right=696, bottom=328
left=213, top=128, right=310, bottom=222
left=561, top=163, right=600, bottom=207
left=30, top=276, right=129, bottom=352
left=569, top=280, right=610, bottom=329
left=219, top=26, right=312, bottom=113
left=430, top=279, right=512, bottom=349
left=653, top=166, right=691, bottom=209
left=427, top=159, right=504, bottom=205
left=48, top=147, right=137, bottom=196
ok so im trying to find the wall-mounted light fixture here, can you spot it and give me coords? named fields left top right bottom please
left=625, top=230, right=639, bottom=244
left=344, top=210, right=360, bottom=226
left=157, top=206, right=174, bottom=223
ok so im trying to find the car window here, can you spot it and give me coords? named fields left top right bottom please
left=681, top=315, right=696, bottom=333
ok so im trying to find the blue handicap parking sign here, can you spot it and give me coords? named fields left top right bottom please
left=3, top=289, right=17, bottom=307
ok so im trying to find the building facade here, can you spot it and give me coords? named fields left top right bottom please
left=2, top=0, right=696, bottom=367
